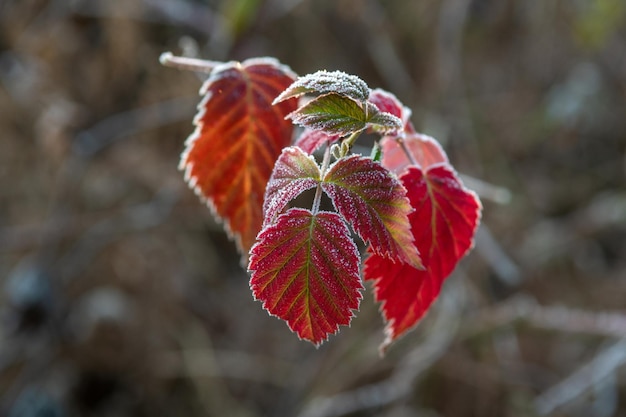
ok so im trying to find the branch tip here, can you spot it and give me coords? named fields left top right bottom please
left=159, top=51, right=174, bottom=65
left=159, top=52, right=219, bottom=73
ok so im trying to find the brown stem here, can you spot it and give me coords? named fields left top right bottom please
left=397, top=137, right=418, bottom=167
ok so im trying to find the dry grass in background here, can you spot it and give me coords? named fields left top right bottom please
left=1, top=1, right=626, bottom=416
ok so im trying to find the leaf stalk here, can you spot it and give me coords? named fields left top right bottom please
left=312, top=145, right=332, bottom=213
left=397, top=137, right=419, bottom=167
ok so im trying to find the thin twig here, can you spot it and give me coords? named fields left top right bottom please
left=298, top=277, right=466, bottom=417
left=363, top=0, right=417, bottom=101
left=474, top=225, right=522, bottom=287
left=74, top=95, right=198, bottom=156
left=159, top=52, right=222, bottom=73
left=459, top=174, right=512, bottom=205
left=397, top=137, right=419, bottom=167
left=534, top=338, right=626, bottom=415
left=465, top=296, right=626, bottom=339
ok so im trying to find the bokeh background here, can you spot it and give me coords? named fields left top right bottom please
left=1, top=0, right=626, bottom=416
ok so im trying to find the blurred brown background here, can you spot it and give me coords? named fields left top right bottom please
left=1, top=0, right=626, bottom=416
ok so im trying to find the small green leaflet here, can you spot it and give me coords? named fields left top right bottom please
left=287, top=93, right=402, bottom=136
left=369, top=111, right=405, bottom=135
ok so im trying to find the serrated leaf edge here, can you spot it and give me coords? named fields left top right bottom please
left=262, top=146, right=322, bottom=227
left=274, top=70, right=371, bottom=104
left=321, top=155, right=423, bottom=269
left=373, top=163, right=483, bottom=351
left=286, top=93, right=370, bottom=135
left=248, top=208, right=364, bottom=346
left=179, top=59, right=296, bottom=262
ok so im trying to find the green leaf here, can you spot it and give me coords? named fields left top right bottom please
left=368, top=107, right=403, bottom=134
left=287, top=93, right=404, bottom=137
left=287, top=93, right=369, bottom=136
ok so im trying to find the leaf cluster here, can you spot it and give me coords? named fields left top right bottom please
left=168, top=56, right=482, bottom=352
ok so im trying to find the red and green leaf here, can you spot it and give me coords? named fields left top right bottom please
left=364, top=165, right=481, bottom=351
left=263, top=146, right=321, bottom=226
left=274, top=70, right=370, bottom=103
left=249, top=208, right=363, bottom=345
left=180, top=58, right=297, bottom=255
left=368, top=88, right=411, bottom=130
left=322, top=155, right=422, bottom=269
left=368, top=89, right=405, bottom=119
left=381, top=133, right=449, bottom=175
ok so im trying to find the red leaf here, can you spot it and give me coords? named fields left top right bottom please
left=180, top=58, right=297, bottom=255
left=368, top=89, right=409, bottom=123
left=368, top=88, right=415, bottom=133
left=263, top=146, right=321, bottom=226
left=364, top=165, right=481, bottom=351
left=322, top=155, right=422, bottom=269
left=249, top=208, right=363, bottom=345
left=381, top=133, right=448, bottom=175
left=369, top=89, right=403, bottom=118
left=294, top=128, right=340, bottom=154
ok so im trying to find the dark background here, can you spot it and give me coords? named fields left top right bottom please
left=1, top=1, right=626, bottom=416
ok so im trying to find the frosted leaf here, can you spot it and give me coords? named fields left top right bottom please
left=274, top=70, right=371, bottom=104
left=368, top=89, right=412, bottom=124
left=287, top=93, right=369, bottom=136
left=321, top=154, right=422, bottom=269
left=369, top=88, right=418, bottom=137
left=249, top=208, right=363, bottom=346
left=263, top=147, right=321, bottom=226
left=381, top=133, right=449, bottom=174
left=179, top=58, right=297, bottom=258
left=287, top=93, right=402, bottom=137
left=295, top=129, right=340, bottom=154
left=364, top=165, right=481, bottom=351
left=367, top=106, right=403, bottom=135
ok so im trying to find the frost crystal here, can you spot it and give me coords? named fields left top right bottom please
left=274, top=70, right=371, bottom=104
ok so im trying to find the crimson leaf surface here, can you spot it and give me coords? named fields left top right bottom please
left=364, top=165, right=481, bottom=351
left=249, top=208, right=363, bottom=345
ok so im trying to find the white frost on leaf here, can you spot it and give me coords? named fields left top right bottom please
left=274, top=70, right=371, bottom=104
left=365, top=102, right=403, bottom=135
